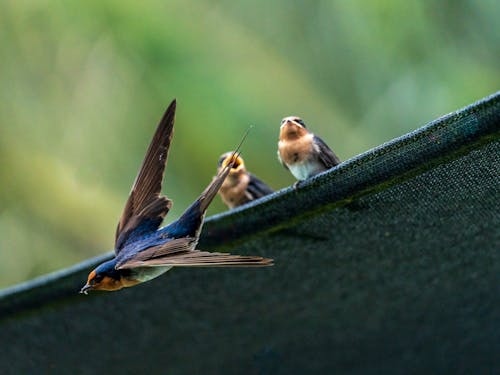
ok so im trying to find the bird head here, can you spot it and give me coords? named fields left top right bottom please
left=280, top=116, right=308, bottom=140
left=217, top=152, right=246, bottom=174
left=80, top=259, right=124, bottom=294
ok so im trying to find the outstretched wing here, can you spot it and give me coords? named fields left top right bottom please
left=313, top=135, right=341, bottom=169
left=115, top=100, right=176, bottom=253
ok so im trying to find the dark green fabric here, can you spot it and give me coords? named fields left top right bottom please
left=0, top=92, right=499, bottom=374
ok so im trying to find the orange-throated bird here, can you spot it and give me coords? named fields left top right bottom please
left=277, top=116, right=340, bottom=181
left=80, top=100, right=272, bottom=294
left=216, top=152, right=274, bottom=209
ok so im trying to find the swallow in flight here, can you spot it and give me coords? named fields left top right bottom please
left=80, top=100, right=272, bottom=294
left=216, top=152, right=274, bottom=209
left=277, top=116, right=340, bottom=181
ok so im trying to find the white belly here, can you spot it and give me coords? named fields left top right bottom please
left=289, top=160, right=323, bottom=180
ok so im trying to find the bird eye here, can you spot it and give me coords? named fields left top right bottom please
left=295, top=119, right=306, bottom=127
left=94, top=274, right=103, bottom=283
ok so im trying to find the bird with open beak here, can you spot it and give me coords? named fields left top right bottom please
left=216, top=152, right=274, bottom=209
left=277, top=116, right=340, bottom=182
left=80, top=100, right=272, bottom=294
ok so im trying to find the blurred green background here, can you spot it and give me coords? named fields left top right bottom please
left=0, top=0, right=498, bottom=288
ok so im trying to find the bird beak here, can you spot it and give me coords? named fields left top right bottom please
left=79, top=283, right=93, bottom=295
left=280, top=119, right=293, bottom=129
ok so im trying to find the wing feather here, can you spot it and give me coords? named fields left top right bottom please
left=246, top=174, right=274, bottom=199
left=118, top=248, right=273, bottom=269
left=115, top=100, right=176, bottom=253
left=313, top=135, right=341, bottom=169
left=116, top=237, right=197, bottom=269
left=277, top=150, right=290, bottom=170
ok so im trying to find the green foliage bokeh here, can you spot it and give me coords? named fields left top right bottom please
left=0, top=0, right=498, bottom=287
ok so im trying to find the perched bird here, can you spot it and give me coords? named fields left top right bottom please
left=80, top=100, right=272, bottom=294
left=216, top=152, right=274, bottom=209
left=277, top=116, right=340, bottom=181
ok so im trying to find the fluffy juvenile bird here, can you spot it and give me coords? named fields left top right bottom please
left=216, top=152, right=274, bottom=209
left=277, top=116, right=340, bottom=181
left=80, top=100, right=272, bottom=294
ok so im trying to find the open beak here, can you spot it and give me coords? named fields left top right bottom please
left=79, top=283, right=93, bottom=295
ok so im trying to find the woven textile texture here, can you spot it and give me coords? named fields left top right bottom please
left=0, top=92, right=498, bottom=375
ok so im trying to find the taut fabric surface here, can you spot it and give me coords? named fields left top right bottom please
left=1, top=92, right=499, bottom=374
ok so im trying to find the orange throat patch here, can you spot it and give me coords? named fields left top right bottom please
left=278, top=132, right=314, bottom=165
